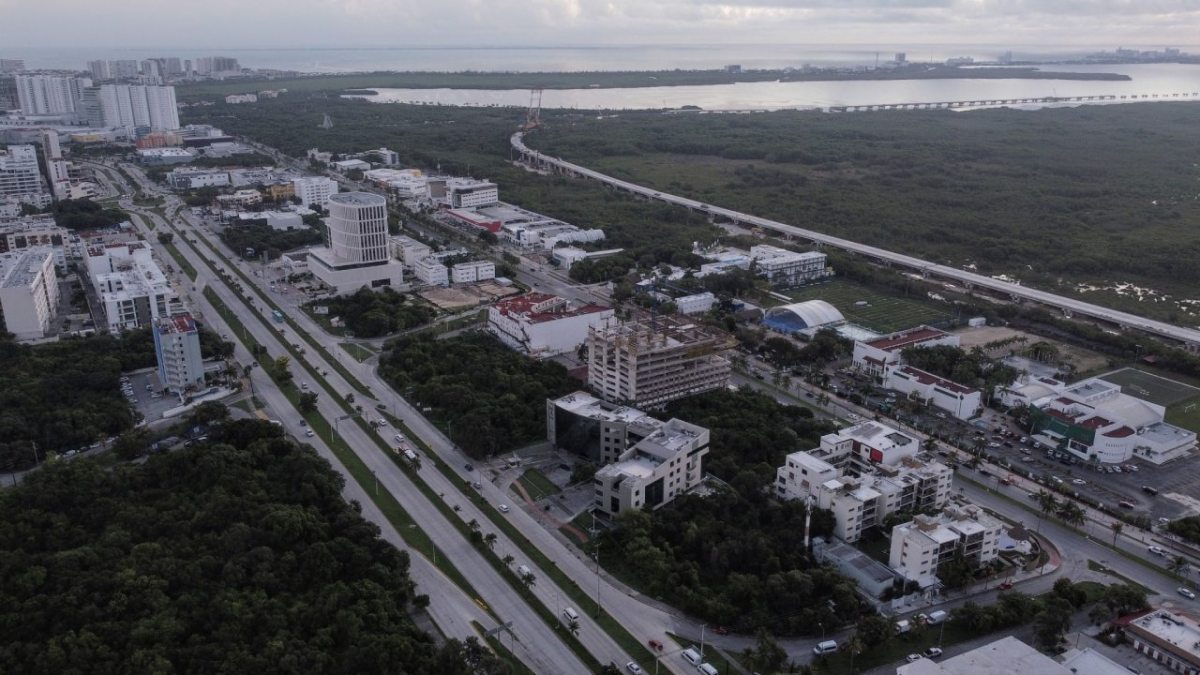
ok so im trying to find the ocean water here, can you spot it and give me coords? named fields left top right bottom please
left=15, top=43, right=1200, bottom=73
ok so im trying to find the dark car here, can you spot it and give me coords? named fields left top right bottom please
left=464, top=463, right=475, bottom=472
left=1142, top=485, right=1160, bottom=496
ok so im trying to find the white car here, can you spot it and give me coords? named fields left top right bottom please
left=497, top=504, right=510, bottom=513
left=376, top=418, right=388, bottom=426
left=1179, top=587, right=1196, bottom=600
left=906, top=654, right=922, bottom=663
left=1149, top=546, right=1167, bottom=556
left=1072, top=478, right=1087, bottom=485
left=626, top=663, right=644, bottom=675
left=305, top=429, right=315, bottom=437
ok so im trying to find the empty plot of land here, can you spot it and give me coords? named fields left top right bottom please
left=419, top=283, right=520, bottom=310
left=1099, top=368, right=1200, bottom=407
left=782, top=280, right=950, bottom=333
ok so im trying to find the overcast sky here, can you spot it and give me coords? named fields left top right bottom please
left=2, top=0, right=1198, bottom=50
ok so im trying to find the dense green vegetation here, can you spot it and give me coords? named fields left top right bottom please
left=378, top=332, right=578, bottom=457
left=600, top=389, right=849, bottom=634
left=310, top=287, right=437, bottom=338
left=0, top=329, right=231, bottom=473
left=220, top=221, right=324, bottom=259
left=181, top=97, right=723, bottom=268
left=532, top=103, right=1200, bottom=323
left=900, top=344, right=1019, bottom=394
left=1168, top=515, right=1200, bottom=545
left=44, top=198, right=129, bottom=230
left=0, top=420, right=500, bottom=673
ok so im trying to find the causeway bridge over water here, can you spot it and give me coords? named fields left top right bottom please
left=828, top=91, right=1200, bottom=112
left=511, top=131, right=1200, bottom=351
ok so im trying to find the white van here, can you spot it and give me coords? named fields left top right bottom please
left=697, top=664, right=720, bottom=675
left=813, top=640, right=839, bottom=655
left=680, top=648, right=702, bottom=666
left=561, top=607, right=579, bottom=623
left=925, top=610, right=948, bottom=625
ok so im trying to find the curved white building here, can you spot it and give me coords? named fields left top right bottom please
left=763, top=299, right=845, bottom=334
left=308, top=192, right=404, bottom=295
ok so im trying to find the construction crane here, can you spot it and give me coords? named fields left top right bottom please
left=521, top=88, right=543, bottom=131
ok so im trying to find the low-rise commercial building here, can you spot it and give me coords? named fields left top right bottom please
left=153, top=313, right=205, bottom=394
left=410, top=256, right=448, bottom=286
left=763, top=299, right=846, bottom=335
left=587, top=315, right=734, bottom=409
left=390, top=235, right=431, bottom=265
left=137, top=147, right=194, bottom=165
left=0, top=247, right=59, bottom=340
left=593, top=418, right=709, bottom=518
left=224, top=94, right=257, bottom=104
left=215, top=189, right=263, bottom=208
left=330, top=158, right=370, bottom=173
left=167, top=168, right=229, bottom=190
left=674, top=292, right=716, bottom=315
left=886, top=365, right=982, bottom=420
left=450, top=260, right=495, bottom=284
left=487, top=292, right=613, bottom=357
left=1123, top=609, right=1200, bottom=675
left=445, top=178, right=498, bottom=208
left=851, top=325, right=959, bottom=378
left=889, top=503, right=1003, bottom=587
left=748, top=245, right=830, bottom=286
left=365, top=168, right=428, bottom=198
left=547, top=392, right=664, bottom=464
left=897, top=635, right=1127, bottom=675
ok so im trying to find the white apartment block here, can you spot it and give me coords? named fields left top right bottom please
left=450, top=260, right=495, bottom=284
left=487, top=292, right=613, bottom=357
left=748, top=245, right=830, bottom=286
left=798, top=419, right=923, bottom=472
left=168, top=168, right=230, bottom=190
left=153, top=313, right=205, bottom=394
left=308, top=192, right=404, bottom=295
left=0, top=217, right=69, bottom=269
left=15, top=75, right=90, bottom=115
left=851, top=325, right=960, bottom=378
left=889, top=503, right=1002, bottom=587
left=0, top=145, right=44, bottom=198
left=292, top=176, right=337, bottom=208
left=445, top=178, right=499, bottom=208
left=365, top=168, right=428, bottom=199
left=776, top=451, right=952, bottom=542
left=85, top=242, right=182, bottom=332
left=587, top=315, right=732, bottom=409
left=674, top=292, right=716, bottom=315
left=94, top=84, right=179, bottom=131
left=390, top=235, right=431, bottom=265
left=594, top=418, right=709, bottom=518
left=224, top=94, right=257, bottom=104
left=887, top=365, right=982, bottom=420
left=0, top=247, right=59, bottom=340
left=410, top=257, right=448, bottom=286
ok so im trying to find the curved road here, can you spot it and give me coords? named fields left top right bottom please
left=511, top=132, right=1200, bottom=350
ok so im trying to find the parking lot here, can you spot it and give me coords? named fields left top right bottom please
left=121, top=368, right=180, bottom=422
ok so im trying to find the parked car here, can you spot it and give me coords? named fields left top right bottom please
left=1072, top=478, right=1087, bottom=485
left=924, top=647, right=944, bottom=659
left=998, top=580, right=1014, bottom=590
left=906, top=654, right=922, bottom=663
left=1142, top=485, right=1160, bottom=496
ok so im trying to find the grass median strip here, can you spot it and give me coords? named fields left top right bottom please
left=471, top=621, right=538, bottom=675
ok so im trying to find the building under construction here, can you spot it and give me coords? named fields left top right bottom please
left=586, top=315, right=734, bottom=409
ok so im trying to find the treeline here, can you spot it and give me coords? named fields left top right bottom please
left=1168, top=515, right=1200, bottom=545
left=900, top=344, right=1018, bottom=392
left=0, top=419, right=502, bottom=673
left=311, top=288, right=436, bottom=338
left=601, top=389, right=849, bottom=634
left=44, top=198, right=128, bottom=230
left=377, top=332, right=578, bottom=457
left=220, top=221, right=324, bottom=260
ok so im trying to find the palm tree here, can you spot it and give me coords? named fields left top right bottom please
left=520, top=572, right=536, bottom=590
left=1037, top=491, right=1059, bottom=517
left=1110, top=521, right=1123, bottom=547
left=467, top=519, right=480, bottom=533
left=1058, top=501, right=1085, bottom=529
left=845, top=633, right=865, bottom=674
left=565, top=617, right=580, bottom=636
left=501, top=554, right=514, bottom=568
left=484, top=532, right=498, bottom=550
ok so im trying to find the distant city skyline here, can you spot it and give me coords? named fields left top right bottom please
left=2, top=1, right=1199, bottom=51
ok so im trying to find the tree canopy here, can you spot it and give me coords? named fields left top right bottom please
left=0, top=420, right=500, bottom=674
left=45, top=198, right=129, bottom=230
left=310, top=288, right=437, bottom=338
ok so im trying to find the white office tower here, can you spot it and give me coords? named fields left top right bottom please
left=96, top=84, right=179, bottom=131
left=40, top=130, right=70, bottom=200
left=0, top=145, right=45, bottom=201
left=0, top=247, right=59, bottom=341
left=308, top=192, right=404, bottom=295
left=153, top=313, right=205, bottom=394
left=15, top=75, right=90, bottom=115
left=87, top=59, right=112, bottom=81
left=292, top=176, right=337, bottom=208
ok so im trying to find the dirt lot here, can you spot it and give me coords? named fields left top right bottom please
left=419, top=282, right=520, bottom=310
left=953, top=325, right=1109, bottom=374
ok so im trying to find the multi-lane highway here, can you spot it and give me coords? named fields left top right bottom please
left=510, top=132, right=1200, bottom=350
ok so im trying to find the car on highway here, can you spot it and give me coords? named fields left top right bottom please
left=375, top=403, right=387, bottom=411
left=497, top=504, right=510, bottom=513
left=464, top=463, right=474, bottom=472
left=1179, top=587, right=1196, bottom=600
left=1072, top=478, right=1087, bottom=485
left=305, top=430, right=315, bottom=437
left=626, top=663, right=644, bottom=674
left=1149, top=545, right=1167, bottom=556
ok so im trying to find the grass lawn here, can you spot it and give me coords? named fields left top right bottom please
left=814, top=622, right=976, bottom=674
left=515, top=468, right=561, bottom=501
left=1099, top=367, right=1200, bottom=407
left=340, top=342, right=376, bottom=362
left=1087, top=560, right=1154, bottom=595
left=780, top=279, right=952, bottom=333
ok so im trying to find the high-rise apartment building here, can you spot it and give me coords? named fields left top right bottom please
left=308, top=192, right=404, bottom=294
left=292, top=176, right=337, bottom=208
left=87, top=59, right=112, bottom=81
left=0, top=145, right=44, bottom=198
left=90, top=84, right=179, bottom=131
left=111, top=60, right=140, bottom=79
left=586, top=315, right=733, bottom=409
left=0, top=76, right=17, bottom=110
left=0, top=247, right=59, bottom=341
left=0, top=59, right=25, bottom=73
left=15, top=75, right=90, bottom=115
left=196, top=56, right=240, bottom=74
left=153, top=313, right=205, bottom=394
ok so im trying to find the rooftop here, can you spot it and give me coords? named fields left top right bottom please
left=328, top=191, right=385, bottom=207
left=156, top=313, right=197, bottom=335
left=864, top=325, right=950, bottom=352
left=552, top=391, right=661, bottom=427
left=897, top=636, right=1073, bottom=675
left=1126, top=609, right=1200, bottom=664
left=895, top=365, right=979, bottom=395
left=0, top=247, right=53, bottom=289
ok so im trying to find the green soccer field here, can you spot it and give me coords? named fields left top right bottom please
left=1098, top=368, right=1200, bottom=407
left=780, top=280, right=952, bottom=334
